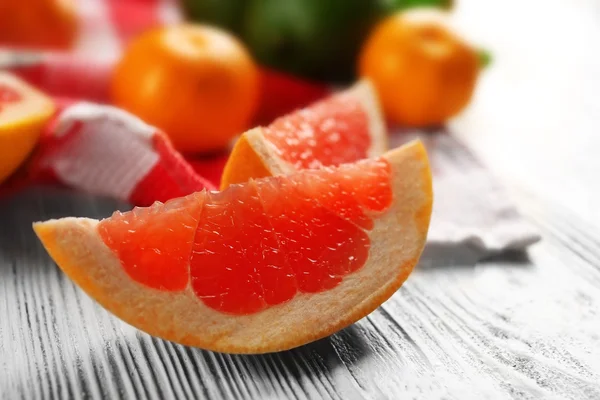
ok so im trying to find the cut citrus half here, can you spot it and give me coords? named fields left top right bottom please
left=0, top=72, right=55, bottom=183
left=34, top=140, right=432, bottom=354
left=220, top=79, right=387, bottom=189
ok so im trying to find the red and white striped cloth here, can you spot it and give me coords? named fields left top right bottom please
left=32, top=102, right=217, bottom=206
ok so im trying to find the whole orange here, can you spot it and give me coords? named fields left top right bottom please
left=0, top=0, right=78, bottom=50
left=358, top=9, right=479, bottom=127
left=111, top=24, right=260, bottom=154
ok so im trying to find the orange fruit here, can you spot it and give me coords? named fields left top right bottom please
left=0, top=0, right=78, bottom=50
left=220, top=79, right=387, bottom=189
left=33, top=140, right=432, bottom=354
left=358, top=9, right=479, bottom=127
left=0, top=73, right=55, bottom=184
left=111, top=24, right=260, bottom=154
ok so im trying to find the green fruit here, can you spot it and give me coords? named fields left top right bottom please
left=181, top=0, right=454, bottom=83
left=241, top=0, right=383, bottom=83
left=181, top=0, right=248, bottom=34
left=380, top=0, right=454, bottom=11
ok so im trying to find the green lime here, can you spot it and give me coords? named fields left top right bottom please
left=380, top=0, right=454, bottom=12
left=241, top=0, right=383, bottom=83
left=181, top=0, right=248, bottom=34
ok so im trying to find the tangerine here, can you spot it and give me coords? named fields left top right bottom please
left=358, top=9, right=479, bottom=127
left=111, top=24, right=260, bottom=154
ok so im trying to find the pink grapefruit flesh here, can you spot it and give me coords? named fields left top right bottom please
left=263, top=89, right=372, bottom=169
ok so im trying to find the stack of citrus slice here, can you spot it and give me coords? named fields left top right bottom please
left=34, top=81, right=433, bottom=354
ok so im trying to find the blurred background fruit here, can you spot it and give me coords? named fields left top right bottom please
left=180, top=0, right=247, bottom=35
left=181, top=0, right=455, bottom=83
left=379, top=0, right=453, bottom=12
left=0, top=0, right=78, bottom=50
left=111, top=24, right=260, bottom=154
left=0, top=73, right=55, bottom=184
left=240, top=0, right=382, bottom=83
left=358, top=9, right=480, bottom=127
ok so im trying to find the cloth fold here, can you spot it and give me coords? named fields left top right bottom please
left=392, top=131, right=541, bottom=260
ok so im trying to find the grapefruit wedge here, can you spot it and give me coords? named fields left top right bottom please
left=220, top=79, right=387, bottom=189
left=0, top=72, right=55, bottom=183
left=34, top=140, right=432, bottom=354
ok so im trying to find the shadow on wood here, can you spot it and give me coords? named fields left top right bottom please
left=417, top=242, right=533, bottom=270
left=0, top=186, right=127, bottom=267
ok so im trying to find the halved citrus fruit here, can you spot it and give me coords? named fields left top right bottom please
left=34, top=140, right=432, bottom=354
left=0, top=72, right=55, bottom=184
left=220, top=79, right=387, bottom=189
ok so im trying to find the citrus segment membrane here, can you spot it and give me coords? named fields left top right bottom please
left=98, top=158, right=393, bottom=315
left=254, top=175, right=371, bottom=294
left=287, top=158, right=392, bottom=229
left=98, top=192, right=205, bottom=291
left=262, top=91, right=371, bottom=169
left=190, top=184, right=293, bottom=315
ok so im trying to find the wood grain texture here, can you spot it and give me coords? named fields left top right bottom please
left=2, top=0, right=600, bottom=398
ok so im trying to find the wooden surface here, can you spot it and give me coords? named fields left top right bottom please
left=2, top=0, right=600, bottom=398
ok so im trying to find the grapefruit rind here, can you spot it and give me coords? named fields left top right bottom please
left=352, top=79, right=388, bottom=158
left=33, top=140, right=432, bottom=354
left=220, top=79, right=387, bottom=189
left=219, top=128, right=292, bottom=189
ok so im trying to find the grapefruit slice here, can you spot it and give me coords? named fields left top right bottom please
left=0, top=72, right=55, bottom=183
left=220, top=79, right=387, bottom=189
left=34, top=140, right=432, bottom=354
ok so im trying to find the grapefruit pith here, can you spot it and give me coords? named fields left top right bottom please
left=34, top=140, right=432, bottom=354
left=220, top=79, right=387, bottom=189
